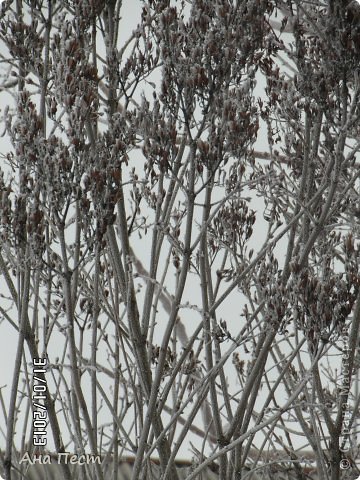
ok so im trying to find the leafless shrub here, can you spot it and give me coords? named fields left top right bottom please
left=0, top=1, right=360, bottom=480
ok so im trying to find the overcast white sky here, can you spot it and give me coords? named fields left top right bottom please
left=0, top=0, right=304, bottom=459
left=0, top=0, right=354, bottom=463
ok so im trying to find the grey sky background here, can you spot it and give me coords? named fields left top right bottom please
left=0, top=0, right=355, bottom=463
left=0, top=0, right=303, bottom=458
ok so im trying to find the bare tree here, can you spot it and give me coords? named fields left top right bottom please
left=0, top=1, right=360, bottom=479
